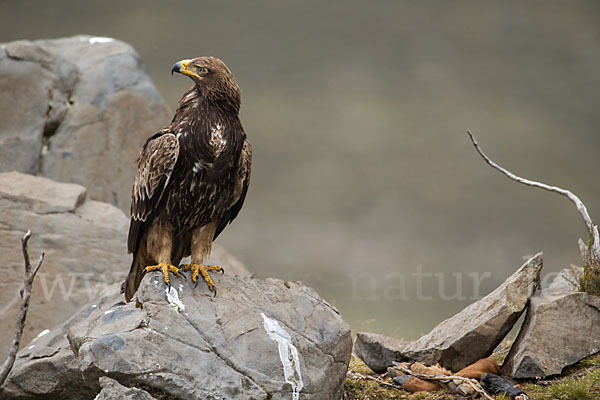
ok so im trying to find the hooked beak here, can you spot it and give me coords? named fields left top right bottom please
left=171, top=61, right=182, bottom=75
left=171, top=59, right=199, bottom=78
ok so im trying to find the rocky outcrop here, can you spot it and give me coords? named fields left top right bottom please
left=0, top=35, right=172, bottom=213
left=355, top=254, right=543, bottom=372
left=353, top=332, right=409, bottom=374
left=0, top=284, right=121, bottom=400
left=1, top=273, right=352, bottom=400
left=0, top=171, right=129, bottom=362
left=0, top=171, right=250, bottom=362
left=502, top=266, right=600, bottom=379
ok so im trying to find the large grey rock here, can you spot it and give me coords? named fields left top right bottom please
left=502, top=267, right=600, bottom=379
left=0, top=284, right=122, bottom=400
left=543, top=265, right=582, bottom=296
left=355, top=253, right=543, bottom=372
left=0, top=171, right=129, bottom=362
left=0, top=35, right=172, bottom=213
left=67, top=273, right=353, bottom=400
left=0, top=41, right=55, bottom=174
left=1, top=274, right=347, bottom=400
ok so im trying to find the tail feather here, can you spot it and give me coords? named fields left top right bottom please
left=122, top=252, right=145, bottom=302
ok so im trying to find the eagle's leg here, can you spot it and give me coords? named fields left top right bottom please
left=143, top=221, right=182, bottom=290
left=181, top=222, right=222, bottom=295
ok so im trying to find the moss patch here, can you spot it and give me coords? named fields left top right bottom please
left=580, top=262, right=600, bottom=296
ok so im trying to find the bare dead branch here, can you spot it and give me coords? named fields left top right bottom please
left=467, top=130, right=600, bottom=262
left=0, top=231, right=45, bottom=387
left=467, top=131, right=593, bottom=230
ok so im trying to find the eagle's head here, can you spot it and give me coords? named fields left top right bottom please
left=171, top=56, right=240, bottom=109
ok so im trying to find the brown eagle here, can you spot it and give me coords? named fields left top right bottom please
left=123, top=57, right=251, bottom=302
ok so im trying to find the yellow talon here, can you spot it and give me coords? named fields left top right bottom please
left=144, top=262, right=182, bottom=288
left=180, top=264, right=223, bottom=294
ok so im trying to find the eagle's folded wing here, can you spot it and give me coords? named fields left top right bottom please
left=128, top=132, right=179, bottom=253
left=214, top=137, right=252, bottom=240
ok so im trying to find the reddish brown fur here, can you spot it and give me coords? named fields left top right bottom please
left=394, top=358, right=499, bottom=393
left=402, top=377, right=442, bottom=392
left=456, top=357, right=500, bottom=379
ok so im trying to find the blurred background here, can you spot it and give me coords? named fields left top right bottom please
left=2, top=0, right=599, bottom=339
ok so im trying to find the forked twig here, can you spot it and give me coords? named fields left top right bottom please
left=0, top=231, right=45, bottom=387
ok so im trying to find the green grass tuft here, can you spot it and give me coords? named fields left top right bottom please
left=518, top=368, right=600, bottom=400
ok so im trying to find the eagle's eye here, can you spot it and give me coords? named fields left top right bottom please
left=194, top=65, right=209, bottom=74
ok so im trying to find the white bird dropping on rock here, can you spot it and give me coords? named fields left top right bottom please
left=261, top=312, right=303, bottom=400
left=166, top=286, right=185, bottom=312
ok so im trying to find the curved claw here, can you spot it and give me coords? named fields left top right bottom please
left=180, top=263, right=221, bottom=295
left=220, top=267, right=225, bottom=275
left=144, top=263, right=181, bottom=291
left=212, top=287, right=217, bottom=298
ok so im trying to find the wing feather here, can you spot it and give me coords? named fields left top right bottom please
left=127, top=131, right=179, bottom=253
left=214, top=138, right=252, bottom=240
